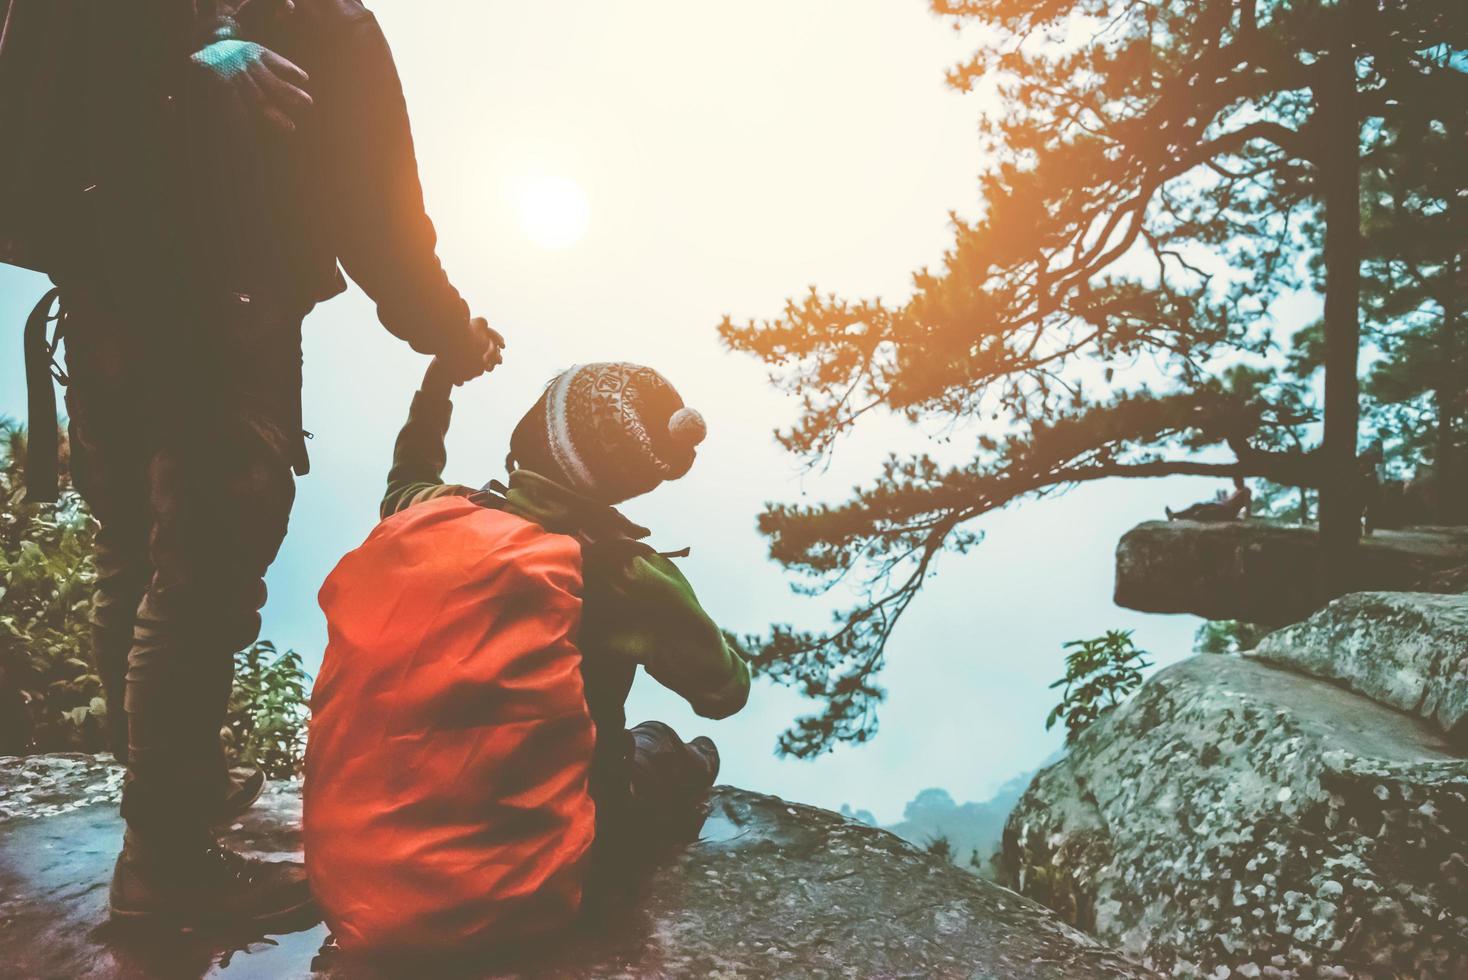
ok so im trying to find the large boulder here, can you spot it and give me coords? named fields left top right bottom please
left=1253, top=592, right=1468, bottom=744
left=1001, top=655, right=1468, bottom=979
left=0, top=754, right=1158, bottom=979
left=1114, top=520, right=1468, bottom=625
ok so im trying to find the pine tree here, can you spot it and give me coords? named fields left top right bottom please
left=722, top=0, right=1467, bottom=757
left=1359, top=112, right=1468, bottom=518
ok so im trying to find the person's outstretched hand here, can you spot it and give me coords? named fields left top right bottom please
left=475, top=318, right=507, bottom=376
left=190, top=39, right=313, bottom=133
left=428, top=318, right=506, bottom=392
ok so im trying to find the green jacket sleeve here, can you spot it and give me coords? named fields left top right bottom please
left=380, top=387, right=475, bottom=519
left=581, top=540, right=751, bottom=720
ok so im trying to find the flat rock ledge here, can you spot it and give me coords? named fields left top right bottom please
left=0, top=754, right=1158, bottom=979
left=1001, top=656, right=1468, bottom=979
left=1253, top=591, right=1468, bottom=743
left=1114, top=520, right=1468, bottom=625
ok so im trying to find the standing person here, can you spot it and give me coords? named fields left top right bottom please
left=2, top=0, right=502, bottom=927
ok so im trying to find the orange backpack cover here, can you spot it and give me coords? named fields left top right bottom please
left=304, top=496, right=597, bottom=952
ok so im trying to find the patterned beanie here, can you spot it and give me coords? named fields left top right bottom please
left=508, top=363, right=707, bottom=503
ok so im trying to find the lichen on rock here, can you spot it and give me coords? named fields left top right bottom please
left=1253, top=591, right=1468, bottom=742
left=1001, top=653, right=1468, bottom=978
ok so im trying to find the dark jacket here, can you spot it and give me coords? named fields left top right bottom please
left=0, top=0, right=188, bottom=280
left=0, top=0, right=477, bottom=360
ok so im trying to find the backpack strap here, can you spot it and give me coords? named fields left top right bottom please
left=22, top=286, right=63, bottom=503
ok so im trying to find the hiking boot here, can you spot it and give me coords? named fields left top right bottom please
left=109, top=836, right=316, bottom=931
left=629, top=721, right=719, bottom=803
left=688, top=736, right=720, bottom=785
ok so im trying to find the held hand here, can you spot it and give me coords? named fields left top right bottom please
left=476, top=318, right=507, bottom=375
left=432, top=318, right=507, bottom=389
left=190, top=39, right=313, bottom=133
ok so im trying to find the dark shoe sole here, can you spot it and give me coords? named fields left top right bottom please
left=109, top=892, right=319, bottom=933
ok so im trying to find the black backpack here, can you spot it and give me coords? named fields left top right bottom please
left=2, top=0, right=90, bottom=501
left=0, top=0, right=90, bottom=274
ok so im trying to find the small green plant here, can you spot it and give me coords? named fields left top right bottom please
left=226, top=641, right=311, bottom=779
left=0, top=421, right=106, bottom=754
left=1046, top=630, right=1153, bottom=745
left=2, top=420, right=312, bottom=774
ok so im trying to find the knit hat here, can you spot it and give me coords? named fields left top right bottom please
left=508, top=362, right=707, bottom=503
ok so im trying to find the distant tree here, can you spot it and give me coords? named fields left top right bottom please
left=1260, top=110, right=1466, bottom=523
left=1194, top=619, right=1270, bottom=655
left=924, top=834, right=955, bottom=863
left=1046, top=630, right=1153, bottom=745
left=1357, top=115, right=1467, bottom=517
left=971, top=848, right=1007, bottom=882
left=723, top=0, right=1466, bottom=756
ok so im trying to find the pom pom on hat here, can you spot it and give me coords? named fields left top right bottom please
left=509, top=362, right=705, bottom=503
left=667, top=407, right=706, bottom=450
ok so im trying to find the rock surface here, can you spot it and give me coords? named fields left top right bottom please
left=0, top=754, right=1158, bottom=979
left=1254, top=592, right=1468, bottom=743
left=1001, top=654, right=1468, bottom=978
left=1114, top=520, right=1468, bottom=625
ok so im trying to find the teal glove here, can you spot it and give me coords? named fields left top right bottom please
left=190, top=39, right=313, bottom=133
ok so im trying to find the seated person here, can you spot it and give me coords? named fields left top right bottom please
left=303, top=358, right=750, bottom=954
left=1166, top=476, right=1252, bottom=522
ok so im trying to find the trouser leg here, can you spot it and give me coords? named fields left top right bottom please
left=90, top=512, right=152, bottom=760
left=63, top=297, right=154, bottom=762
left=121, top=420, right=295, bottom=842
left=579, top=718, right=717, bottom=913
left=577, top=654, right=718, bottom=838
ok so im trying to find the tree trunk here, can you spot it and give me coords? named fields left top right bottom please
left=1439, top=302, right=1461, bottom=524
left=1440, top=157, right=1465, bottom=524
left=1436, top=337, right=1456, bottom=522
left=1317, top=2, right=1361, bottom=594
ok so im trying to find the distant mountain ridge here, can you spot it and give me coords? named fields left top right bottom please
left=846, top=756, right=1062, bottom=877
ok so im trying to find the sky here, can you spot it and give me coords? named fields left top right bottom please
left=0, top=0, right=1246, bottom=823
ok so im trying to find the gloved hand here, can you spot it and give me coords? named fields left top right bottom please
left=432, top=317, right=506, bottom=387
left=189, top=39, right=313, bottom=133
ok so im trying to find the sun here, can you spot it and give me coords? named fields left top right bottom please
left=514, top=175, right=591, bottom=249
